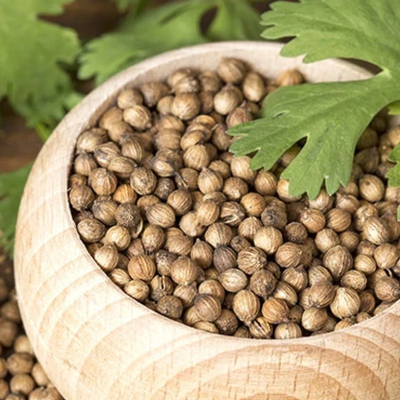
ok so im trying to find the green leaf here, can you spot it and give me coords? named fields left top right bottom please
left=0, top=0, right=81, bottom=128
left=206, top=0, right=263, bottom=41
left=0, top=165, right=31, bottom=258
left=387, top=143, right=400, bottom=187
left=262, top=0, right=400, bottom=74
left=388, top=101, right=400, bottom=116
left=387, top=144, right=400, bottom=221
left=80, top=0, right=263, bottom=85
left=80, top=1, right=214, bottom=85
left=230, top=0, right=400, bottom=198
left=230, top=74, right=400, bottom=199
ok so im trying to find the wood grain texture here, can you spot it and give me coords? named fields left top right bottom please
left=14, top=42, right=400, bottom=400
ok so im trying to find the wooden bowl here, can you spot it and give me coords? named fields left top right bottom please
left=14, top=42, right=400, bottom=400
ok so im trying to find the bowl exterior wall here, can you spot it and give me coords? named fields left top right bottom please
left=14, top=42, right=400, bottom=400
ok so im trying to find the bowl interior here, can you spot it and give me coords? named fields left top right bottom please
left=64, top=42, right=398, bottom=340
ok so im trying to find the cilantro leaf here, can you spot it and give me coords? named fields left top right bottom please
left=231, top=75, right=400, bottom=198
left=262, top=0, right=400, bottom=74
left=230, top=0, right=400, bottom=199
left=387, top=143, right=400, bottom=220
left=79, top=0, right=263, bottom=85
left=80, top=1, right=213, bottom=85
left=0, top=165, right=31, bottom=258
left=207, top=0, right=263, bottom=41
left=387, top=144, right=400, bottom=187
left=0, top=0, right=81, bottom=128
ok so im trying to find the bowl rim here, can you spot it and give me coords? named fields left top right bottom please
left=18, top=40, right=397, bottom=348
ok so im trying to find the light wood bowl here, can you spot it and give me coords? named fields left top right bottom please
left=14, top=42, right=400, bottom=400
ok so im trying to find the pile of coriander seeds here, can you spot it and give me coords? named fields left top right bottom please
left=0, top=275, right=64, bottom=400
left=69, top=57, right=400, bottom=340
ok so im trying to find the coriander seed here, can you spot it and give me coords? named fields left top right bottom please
left=330, top=287, right=361, bottom=319
left=167, top=189, right=193, bottom=217
left=214, top=86, right=243, bottom=116
left=254, top=170, right=277, bottom=196
left=374, top=276, right=400, bottom=302
left=243, top=71, right=266, bottom=102
left=308, top=282, right=336, bottom=308
left=183, top=145, right=210, bottom=171
left=237, top=247, right=267, bottom=275
left=117, top=88, right=143, bottom=109
left=77, top=218, right=105, bottom=243
left=240, top=193, right=266, bottom=217
left=249, top=317, right=273, bottom=339
left=308, top=265, right=333, bottom=286
left=323, top=245, right=353, bottom=280
left=232, top=290, right=260, bottom=324
left=146, top=203, right=175, bottom=228
left=340, top=270, right=367, bottom=292
left=217, top=58, right=247, bottom=84
left=171, top=93, right=201, bottom=120
left=363, top=216, right=390, bottom=245
left=128, top=255, right=156, bottom=282
left=219, top=269, right=248, bottom=293
left=165, top=234, right=193, bottom=256
left=94, top=245, right=119, bottom=273
left=213, top=246, right=237, bottom=273
left=273, top=281, right=298, bottom=306
left=156, top=295, right=183, bottom=319
left=230, top=156, right=256, bottom=183
left=299, top=208, right=326, bottom=233
left=275, top=243, right=302, bottom=269
left=274, top=322, right=302, bottom=339
left=281, top=267, right=308, bottom=292
left=205, top=223, right=233, bottom=248
left=215, top=310, right=239, bottom=335
left=199, top=280, right=225, bottom=303
left=326, top=208, right=352, bottom=232
left=284, top=222, right=308, bottom=244
left=170, top=257, right=198, bottom=285
left=130, top=167, right=157, bottom=196
left=261, top=205, right=288, bottom=230
left=123, top=105, right=152, bottom=130
left=194, top=294, right=222, bottom=322
left=359, top=291, right=376, bottom=314
left=373, top=243, right=399, bottom=269
left=262, top=298, right=289, bottom=324
left=315, top=228, right=340, bottom=253
left=220, top=201, right=246, bottom=227
left=307, top=189, right=333, bottom=213
left=237, top=217, right=263, bottom=240
left=301, top=307, right=328, bottom=332
left=359, top=174, right=385, bottom=202
left=193, top=321, right=219, bottom=333
left=276, top=69, right=304, bottom=86
left=69, top=185, right=95, bottom=212
left=253, top=226, right=283, bottom=255
left=198, top=168, right=223, bottom=194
